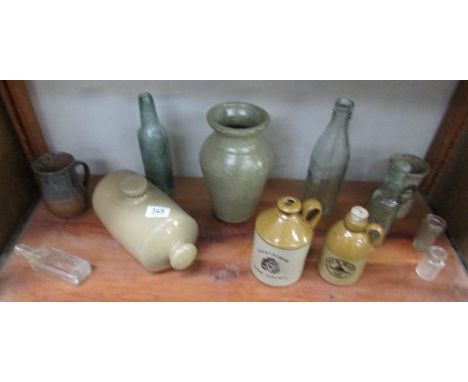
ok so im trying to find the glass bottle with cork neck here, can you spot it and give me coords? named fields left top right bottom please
left=304, top=98, right=354, bottom=217
left=251, top=196, right=322, bottom=287
left=14, top=244, right=92, bottom=286
left=318, top=206, right=384, bottom=286
left=367, top=159, right=411, bottom=235
left=389, top=154, right=429, bottom=219
left=138, top=92, right=174, bottom=195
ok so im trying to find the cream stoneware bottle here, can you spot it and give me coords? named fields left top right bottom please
left=92, top=170, right=198, bottom=272
left=318, top=206, right=384, bottom=286
left=251, top=196, right=322, bottom=287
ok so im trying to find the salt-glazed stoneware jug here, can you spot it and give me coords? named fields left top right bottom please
left=318, top=206, right=384, bottom=286
left=251, top=196, right=322, bottom=287
left=93, top=170, right=198, bottom=272
left=32, top=151, right=90, bottom=218
left=199, top=101, right=273, bottom=223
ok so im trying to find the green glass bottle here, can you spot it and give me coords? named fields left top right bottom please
left=367, top=159, right=411, bottom=236
left=138, top=92, right=174, bottom=195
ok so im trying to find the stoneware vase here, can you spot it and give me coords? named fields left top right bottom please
left=93, top=170, right=198, bottom=272
left=199, top=102, right=273, bottom=223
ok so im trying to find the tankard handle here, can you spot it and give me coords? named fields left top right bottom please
left=366, top=223, right=385, bottom=247
left=74, top=161, right=90, bottom=187
left=301, top=198, right=322, bottom=229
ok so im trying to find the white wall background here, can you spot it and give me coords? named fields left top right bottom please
left=27, top=80, right=457, bottom=181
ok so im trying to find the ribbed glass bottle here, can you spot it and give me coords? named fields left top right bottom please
left=137, top=92, right=174, bottom=195
left=367, top=159, right=411, bottom=235
left=304, top=98, right=354, bottom=217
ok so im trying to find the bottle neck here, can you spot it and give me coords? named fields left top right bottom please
left=326, top=110, right=351, bottom=135
left=139, top=93, right=160, bottom=126
left=331, top=108, right=351, bottom=124
left=378, top=175, right=406, bottom=200
left=344, top=207, right=368, bottom=232
left=381, top=160, right=411, bottom=195
left=15, top=244, right=38, bottom=262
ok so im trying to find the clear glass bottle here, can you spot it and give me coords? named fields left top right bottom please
left=138, top=92, right=174, bottom=195
left=304, top=98, right=354, bottom=217
left=367, top=159, right=411, bottom=235
left=15, top=244, right=92, bottom=286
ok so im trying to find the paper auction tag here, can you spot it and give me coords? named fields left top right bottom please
left=145, top=205, right=171, bottom=218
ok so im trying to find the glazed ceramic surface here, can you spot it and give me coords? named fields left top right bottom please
left=199, top=102, right=273, bottom=223
left=32, top=151, right=90, bottom=218
left=318, top=206, right=384, bottom=286
left=92, top=170, right=198, bottom=272
left=251, top=196, right=322, bottom=287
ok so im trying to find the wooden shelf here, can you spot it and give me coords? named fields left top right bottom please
left=1, top=177, right=467, bottom=301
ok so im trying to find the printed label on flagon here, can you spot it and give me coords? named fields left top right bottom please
left=250, top=232, right=309, bottom=287
left=318, top=246, right=365, bottom=285
left=325, top=256, right=356, bottom=278
left=145, top=205, right=171, bottom=218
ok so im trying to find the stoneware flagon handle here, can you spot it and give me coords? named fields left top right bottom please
left=74, top=161, right=90, bottom=187
left=366, top=223, right=385, bottom=247
left=301, top=199, right=322, bottom=228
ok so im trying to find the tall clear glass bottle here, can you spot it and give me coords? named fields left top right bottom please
left=304, top=98, right=354, bottom=216
left=367, top=159, right=411, bottom=235
left=138, top=92, right=174, bottom=195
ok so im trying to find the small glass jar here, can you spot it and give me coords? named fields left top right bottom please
left=413, top=214, right=446, bottom=252
left=415, top=245, right=448, bottom=281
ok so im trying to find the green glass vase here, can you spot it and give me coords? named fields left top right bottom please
left=137, top=92, right=174, bottom=195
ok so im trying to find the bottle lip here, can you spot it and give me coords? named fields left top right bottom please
left=349, top=206, right=369, bottom=222
left=389, top=153, right=429, bottom=177
left=276, top=196, right=302, bottom=215
left=207, top=101, right=270, bottom=137
left=138, top=92, right=155, bottom=104
left=425, top=214, right=446, bottom=230
left=334, top=98, right=354, bottom=112
left=32, top=151, right=76, bottom=175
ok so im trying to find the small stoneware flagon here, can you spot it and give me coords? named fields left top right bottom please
left=251, top=196, right=322, bottom=287
left=318, top=206, right=384, bottom=286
